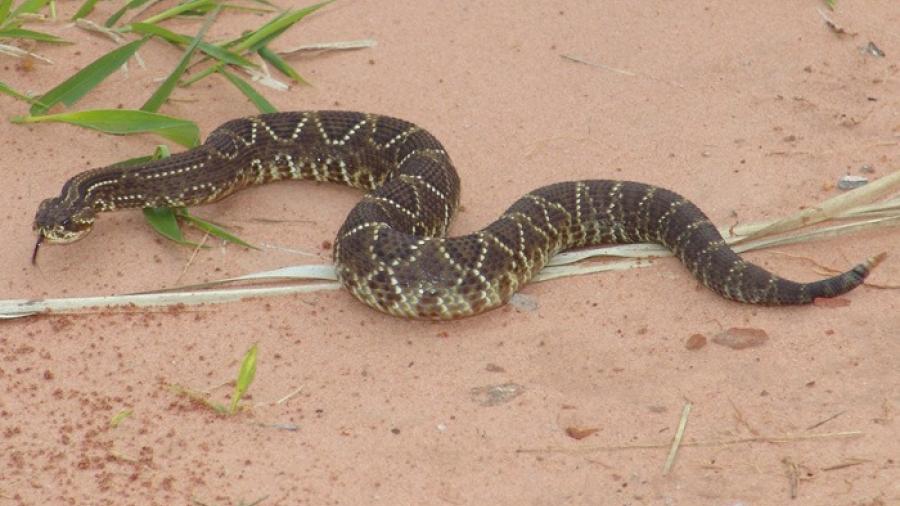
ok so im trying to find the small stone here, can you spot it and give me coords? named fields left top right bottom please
left=565, top=426, right=599, bottom=440
left=837, top=174, right=868, bottom=190
left=859, top=164, right=875, bottom=174
left=861, top=41, right=885, bottom=57
left=470, top=383, right=525, bottom=407
left=685, top=333, right=707, bottom=350
left=509, top=293, right=539, bottom=312
left=269, top=423, right=299, bottom=431
left=712, top=327, right=769, bottom=350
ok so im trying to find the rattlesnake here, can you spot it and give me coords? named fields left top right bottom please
left=33, top=111, right=883, bottom=319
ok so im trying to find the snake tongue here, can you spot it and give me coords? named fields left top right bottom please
left=31, top=234, right=43, bottom=265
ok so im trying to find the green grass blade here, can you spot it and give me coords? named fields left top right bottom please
left=233, top=1, right=332, bottom=53
left=0, top=27, right=69, bottom=43
left=216, top=9, right=288, bottom=50
left=127, top=145, right=255, bottom=250
left=143, top=207, right=207, bottom=247
left=111, top=144, right=171, bottom=169
left=130, top=22, right=255, bottom=68
left=128, top=21, right=191, bottom=43
left=218, top=2, right=274, bottom=15
left=141, top=6, right=220, bottom=113
left=135, top=0, right=213, bottom=26
left=0, top=0, right=12, bottom=25
left=104, top=0, right=149, bottom=27
left=179, top=210, right=259, bottom=250
left=11, top=0, right=49, bottom=18
left=0, top=80, right=41, bottom=104
left=143, top=207, right=185, bottom=242
left=109, top=408, right=133, bottom=428
left=219, top=68, right=277, bottom=113
left=137, top=145, right=203, bottom=244
left=71, top=0, right=99, bottom=20
left=181, top=1, right=332, bottom=87
left=178, top=58, right=219, bottom=86
left=14, top=109, right=200, bottom=147
left=194, top=39, right=256, bottom=68
left=229, top=344, right=258, bottom=414
left=154, top=144, right=171, bottom=158
left=257, top=45, right=307, bottom=84
left=170, top=384, right=228, bottom=414
left=29, top=37, right=148, bottom=115
left=110, top=154, right=155, bottom=167
left=241, top=19, right=292, bottom=53
left=248, top=0, right=279, bottom=7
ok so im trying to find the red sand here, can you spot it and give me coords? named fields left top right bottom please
left=1, top=2, right=898, bottom=504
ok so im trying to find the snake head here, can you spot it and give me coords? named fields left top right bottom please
left=33, top=196, right=96, bottom=244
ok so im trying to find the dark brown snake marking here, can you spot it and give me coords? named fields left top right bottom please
left=33, top=111, right=883, bottom=319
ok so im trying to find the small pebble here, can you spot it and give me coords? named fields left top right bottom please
left=565, top=426, right=599, bottom=440
left=685, top=333, right=707, bottom=350
left=837, top=174, right=868, bottom=190
left=861, top=41, right=885, bottom=57
left=509, top=293, right=539, bottom=312
left=712, top=327, right=769, bottom=350
left=269, top=423, right=299, bottom=431
left=859, top=164, right=875, bottom=174
left=470, top=383, right=526, bottom=406
left=485, top=363, right=506, bottom=373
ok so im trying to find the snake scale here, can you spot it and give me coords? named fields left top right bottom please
left=33, top=111, right=883, bottom=319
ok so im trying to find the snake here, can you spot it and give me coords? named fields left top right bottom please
left=32, top=111, right=884, bottom=319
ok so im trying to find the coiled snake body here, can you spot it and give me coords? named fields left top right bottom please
left=34, top=111, right=882, bottom=319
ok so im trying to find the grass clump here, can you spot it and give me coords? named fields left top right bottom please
left=173, top=344, right=259, bottom=416
left=8, top=0, right=344, bottom=248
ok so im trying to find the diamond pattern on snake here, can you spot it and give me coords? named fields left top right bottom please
left=33, top=111, right=883, bottom=319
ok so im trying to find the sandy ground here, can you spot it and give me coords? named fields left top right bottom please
left=1, top=1, right=898, bottom=504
